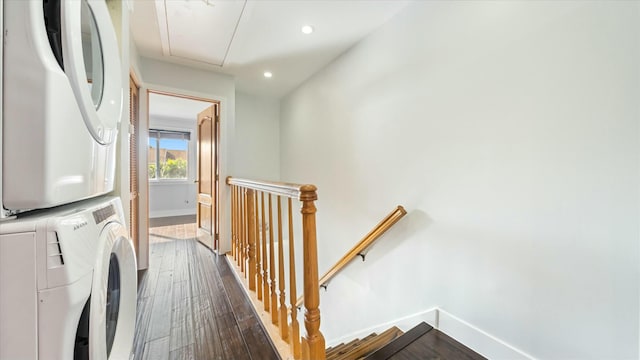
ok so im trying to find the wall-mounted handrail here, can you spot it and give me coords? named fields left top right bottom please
left=296, top=205, right=407, bottom=307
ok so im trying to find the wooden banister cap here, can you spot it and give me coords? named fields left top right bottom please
left=299, top=184, right=318, bottom=201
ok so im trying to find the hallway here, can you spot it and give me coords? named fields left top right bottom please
left=133, top=222, right=280, bottom=359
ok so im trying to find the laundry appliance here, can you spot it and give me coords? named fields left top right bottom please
left=0, top=196, right=137, bottom=360
left=2, top=0, right=123, bottom=216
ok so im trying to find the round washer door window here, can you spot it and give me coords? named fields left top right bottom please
left=80, top=0, right=105, bottom=109
left=88, top=222, right=137, bottom=359
left=105, top=253, right=121, bottom=357
left=61, top=0, right=122, bottom=145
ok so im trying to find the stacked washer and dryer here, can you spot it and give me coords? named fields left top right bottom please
left=1, top=1, right=137, bottom=359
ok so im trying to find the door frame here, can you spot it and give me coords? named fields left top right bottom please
left=137, top=87, right=221, bottom=268
left=128, top=72, right=141, bottom=266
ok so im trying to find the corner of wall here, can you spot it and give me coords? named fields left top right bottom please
left=325, top=307, right=536, bottom=360
left=436, top=309, right=535, bottom=360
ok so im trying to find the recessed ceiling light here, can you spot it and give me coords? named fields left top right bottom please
left=301, top=25, right=314, bottom=34
left=263, top=71, right=273, bottom=78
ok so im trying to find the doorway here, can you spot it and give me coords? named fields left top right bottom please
left=145, top=91, right=220, bottom=252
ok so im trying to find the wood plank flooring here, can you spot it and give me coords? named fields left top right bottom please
left=133, top=222, right=280, bottom=360
left=367, top=322, right=486, bottom=360
left=388, top=329, right=486, bottom=360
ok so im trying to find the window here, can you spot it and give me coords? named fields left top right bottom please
left=148, top=129, right=190, bottom=180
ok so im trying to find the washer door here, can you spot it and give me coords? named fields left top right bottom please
left=86, top=222, right=137, bottom=360
left=61, top=0, right=122, bottom=145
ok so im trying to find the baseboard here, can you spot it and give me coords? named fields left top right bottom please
left=149, top=209, right=196, bottom=218
left=326, top=308, right=535, bottom=360
left=436, top=308, right=535, bottom=360
left=223, top=256, right=294, bottom=360
left=326, top=308, right=438, bottom=347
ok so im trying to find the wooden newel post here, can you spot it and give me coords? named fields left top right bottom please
left=300, top=185, right=326, bottom=360
left=247, top=189, right=256, bottom=291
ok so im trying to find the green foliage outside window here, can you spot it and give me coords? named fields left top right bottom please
left=161, top=158, right=187, bottom=179
left=148, top=164, right=157, bottom=179
left=149, top=129, right=189, bottom=181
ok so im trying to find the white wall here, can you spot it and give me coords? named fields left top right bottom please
left=280, top=1, right=639, bottom=359
left=234, top=92, right=281, bottom=180
left=148, top=114, right=197, bottom=218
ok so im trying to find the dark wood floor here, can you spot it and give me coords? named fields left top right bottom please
left=132, top=222, right=280, bottom=360
left=367, top=322, right=486, bottom=360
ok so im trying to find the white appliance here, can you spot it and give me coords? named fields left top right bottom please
left=2, top=0, right=123, bottom=215
left=0, top=196, right=136, bottom=360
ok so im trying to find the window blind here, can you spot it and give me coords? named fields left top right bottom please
left=149, top=129, right=191, bottom=141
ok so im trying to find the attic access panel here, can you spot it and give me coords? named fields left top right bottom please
left=155, top=0, right=246, bottom=66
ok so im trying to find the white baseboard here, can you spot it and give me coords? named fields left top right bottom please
left=436, top=308, right=535, bottom=360
left=149, top=209, right=196, bottom=218
left=326, top=307, right=438, bottom=347
left=326, top=308, right=536, bottom=360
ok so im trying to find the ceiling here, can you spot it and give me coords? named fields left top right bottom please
left=130, top=0, right=410, bottom=98
left=148, top=92, right=214, bottom=121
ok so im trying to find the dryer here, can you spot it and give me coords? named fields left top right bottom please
left=2, top=0, right=123, bottom=215
left=0, top=196, right=137, bottom=360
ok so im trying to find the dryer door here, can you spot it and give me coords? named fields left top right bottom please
left=61, top=0, right=122, bottom=145
left=83, top=222, right=136, bottom=360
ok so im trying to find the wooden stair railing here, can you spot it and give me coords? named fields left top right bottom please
left=296, top=205, right=407, bottom=307
left=227, top=177, right=325, bottom=360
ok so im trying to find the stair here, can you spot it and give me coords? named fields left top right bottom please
left=365, top=322, right=487, bottom=360
left=326, top=322, right=487, bottom=360
left=326, top=326, right=404, bottom=360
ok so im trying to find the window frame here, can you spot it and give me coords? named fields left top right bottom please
left=148, top=128, right=192, bottom=183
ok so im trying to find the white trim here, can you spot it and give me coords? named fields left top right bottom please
left=0, top=3, right=4, bottom=219
left=325, top=308, right=438, bottom=347
left=436, top=309, right=535, bottom=360
left=154, top=0, right=170, bottom=56
left=149, top=209, right=196, bottom=219
left=224, top=256, right=293, bottom=359
left=148, top=180, right=192, bottom=186
left=325, top=308, right=536, bottom=360
left=137, top=81, right=229, bottom=268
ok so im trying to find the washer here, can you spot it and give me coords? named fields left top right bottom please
left=2, top=0, right=122, bottom=215
left=0, top=196, right=136, bottom=360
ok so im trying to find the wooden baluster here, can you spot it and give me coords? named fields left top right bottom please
left=255, top=191, right=263, bottom=300
left=277, top=196, right=289, bottom=340
left=261, top=192, right=270, bottom=312
left=238, top=187, right=243, bottom=267
left=237, top=186, right=241, bottom=262
left=230, top=186, right=236, bottom=259
left=300, top=185, right=325, bottom=360
left=288, top=198, right=301, bottom=359
left=247, top=189, right=256, bottom=291
left=243, top=189, right=249, bottom=275
left=235, top=186, right=240, bottom=261
left=302, top=339, right=309, bottom=360
left=241, top=188, right=246, bottom=272
left=268, top=194, right=278, bottom=325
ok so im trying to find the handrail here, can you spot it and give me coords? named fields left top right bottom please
left=227, top=177, right=316, bottom=200
left=296, top=205, right=407, bottom=307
